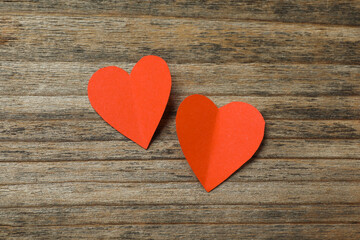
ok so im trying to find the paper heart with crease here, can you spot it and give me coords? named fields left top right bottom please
left=88, top=55, right=171, bottom=149
left=176, top=94, right=265, bottom=192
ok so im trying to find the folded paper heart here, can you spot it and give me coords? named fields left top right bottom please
left=88, top=55, right=171, bottom=149
left=176, top=94, right=265, bottom=192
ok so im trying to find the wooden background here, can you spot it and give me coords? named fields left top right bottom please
left=1, top=0, right=360, bottom=239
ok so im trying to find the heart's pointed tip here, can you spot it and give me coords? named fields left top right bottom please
left=136, top=139, right=151, bottom=150
left=203, top=184, right=216, bottom=193
left=137, top=143, right=149, bottom=150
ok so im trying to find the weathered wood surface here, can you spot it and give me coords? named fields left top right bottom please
left=1, top=119, right=359, bottom=141
left=1, top=96, right=359, bottom=120
left=1, top=139, right=360, bottom=161
left=1, top=224, right=359, bottom=240
left=2, top=204, right=360, bottom=226
left=0, top=0, right=359, bottom=239
left=1, top=182, right=360, bottom=207
left=1, top=159, right=359, bottom=184
left=1, top=0, right=359, bottom=25
left=1, top=62, right=359, bottom=96
left=1, top=15, right=360, bottom=64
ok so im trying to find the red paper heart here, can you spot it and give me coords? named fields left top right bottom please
left=88, top=55, right=171, bottom=149
left=176, top=95, right=265, bottom=192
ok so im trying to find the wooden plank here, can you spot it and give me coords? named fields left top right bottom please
left=1, top=62, right=359, bottom=96
left=0, top=182, right=359, bottom=207
left=0, top=159, right=359, bottom=184
left=1, top=16, right=359, bottom=64
left=1, top=1, right=359, bottom=240
left=1, top=204, right=359, bottom=226
left=265, top=120, right=360, bottom=139
left=0, top=0, right=359, bottom=25
left=1, top=119, right=359, bottom=142
left=1, top=224, right=359, bottom=239
left=1, top=96, right=359, bottom=120
left=1, top=139, right=359, bottom=161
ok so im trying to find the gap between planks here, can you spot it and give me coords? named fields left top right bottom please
left=1, top=137, right=359, bottom=143
left=1, top=222, right=359, bottom=227
left=1, top=157, right=359, bottom=163
left=1, top=119, right=358, bottom=122
left=2, top=94, right=360, bottom=97
left=0, top=158, right=359, bottom=162
left=1, top=179, right=360, bottom=186
left=1, top=202, right=360, bottom=209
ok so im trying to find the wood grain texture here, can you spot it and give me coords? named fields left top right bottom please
left=1, top=62, right=359, bottom=96
left=1, top=0, right=359, bottom=25
left=1, top=139, right=360, bottom=161
left=1, top=204, right=360, bottom=226
left=1, top=224, right=359, bottom=240
left=1, top=159, right=359, bottom=184
left=1, top=119, right=359, bottom=141
left=1, top=0, right=359, bottom=239
left=1, top=15, right=360, bottom=64
left=1, top=96, right=359, bottom=120
left=1, top=182, right=359, bottom=207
